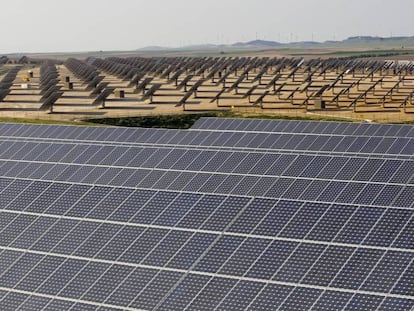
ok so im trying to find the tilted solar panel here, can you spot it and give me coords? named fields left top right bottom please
left=0, top=123, right=413, bottom=159
left=0, top=121, right=412, bottom=310
left=191, top=117, right=414, bottom=138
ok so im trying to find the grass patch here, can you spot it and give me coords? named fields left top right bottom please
left=390, top=120, right=414, bottom=125
left=2, top=113, right=409, bottom=128
left=232, top=113, right=353, bottom=122
left=86, top=112, right=355, bottom=129
left=0, top=117, right=98, bottom=126
left=86, top=112, right=234, bottom=129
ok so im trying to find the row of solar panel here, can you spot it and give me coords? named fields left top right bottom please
left=1, top=140, right=413, bottom=185
left=0, top=124, right=413, bottom=157
left=1, top=251, right=413, bottom=311
left=192, top=117, right=414, bottom=138
left=1, top=159, right=413, bottom=208
left=1, top=210, right=414, bottom=292
left=1, top=178, right=413, bottom=249
left=1, top=122, right=413, bottom=311
left=105, top=130, right=414, bottom=156
left=4, top=118, right=412, bottom=142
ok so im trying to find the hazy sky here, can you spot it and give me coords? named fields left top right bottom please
left=1, top=0, right=413, bottom=54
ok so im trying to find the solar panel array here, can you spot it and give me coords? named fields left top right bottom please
left=2, top=56, right=414, bottom=115
left=62, top=57, right=414, bottom=113
left=0, top=118, right=413, bottom=310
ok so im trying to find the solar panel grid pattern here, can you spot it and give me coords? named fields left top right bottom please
left=191, top=117, right=414, bottom=138
left=1, top=122, right=414, bottom=150
left=0, top=119, right=412, bottom=310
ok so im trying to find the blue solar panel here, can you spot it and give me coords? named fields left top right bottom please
left=192, top=117, right=414, bottom=138
left=0, top=120, right=412, bottom=310
left=1, top=122, right=413, bottom=158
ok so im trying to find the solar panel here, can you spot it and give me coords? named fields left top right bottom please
left=0, top=123, right=412, bottom=160
left=0, top=120, right=413, bottom=310
left=192, top=117, right=414, bottom=138
left=4, top=56, right=414, bottom=113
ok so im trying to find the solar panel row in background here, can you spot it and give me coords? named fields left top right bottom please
left=191, top=117, right=414, bottom=138
left=0, top=118, right=412, bottom=311
left=0, top=123, right=413, bottom=159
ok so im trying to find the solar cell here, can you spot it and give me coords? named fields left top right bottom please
left=378, top=298, right=414, bottom=311
left=312, top=291, right=353, bottom=311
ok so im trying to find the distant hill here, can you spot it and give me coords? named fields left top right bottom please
left=138, top=46, right=170, bottom=51
left=138, top=36, right=414, bottom=51
left=232, top=40, right=284, bottom=48
left=340, top=36, right=414, bottom=47
left=345, top=36, right=414, bottom=42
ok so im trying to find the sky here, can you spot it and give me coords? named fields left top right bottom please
left=1, top=0, right=413, bottom=54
